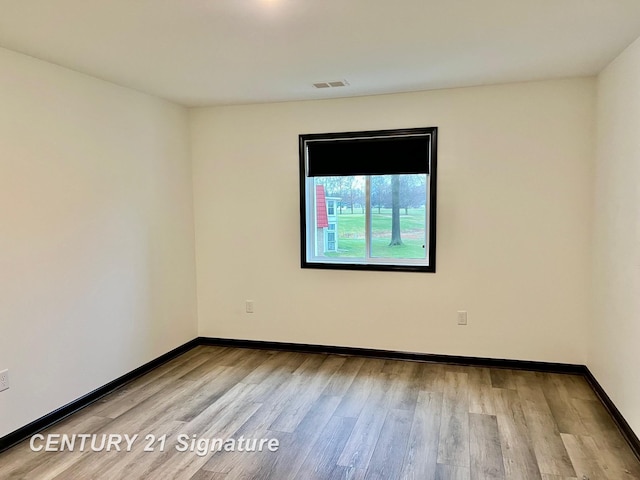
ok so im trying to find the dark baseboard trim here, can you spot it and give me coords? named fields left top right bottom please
left=198, top=336, right=586, bottom=374
left=0, top=338, right=199, bottom=454
left=583, top=368, right=640, bottom=462
left=203, top=336, right=640, bottom=460
left=3, top=335, right=639, bottom=465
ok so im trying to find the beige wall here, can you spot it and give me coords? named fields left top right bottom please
left=0, top=43, right=612, bottom=440
left=191, top=78, right=595, bottom=364
left=0, top=47, right=198, bottom=437
left=591, top=36, right=640, bottom=436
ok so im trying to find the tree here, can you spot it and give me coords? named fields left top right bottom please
left=346, top=177, right=365, bottom=214
left=389, top=174, right=403, bottom=246
left=319, top=177, right=344, bottom=213
left=399, top=174, right=427, bottom=214
left=371, top=175, right=390, bottom=214
left=320, top=176, right=365, bottom=214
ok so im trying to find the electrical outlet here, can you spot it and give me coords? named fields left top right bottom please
left=0, top=369, right=9, bottom=392
left=457, top=311, right=468, bottom=326
left=246, top=300, right=254, bottom=314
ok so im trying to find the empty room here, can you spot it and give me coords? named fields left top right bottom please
left=1, top=1, right=640, bottom=479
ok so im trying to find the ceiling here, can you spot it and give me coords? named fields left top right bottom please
left=1, top=0, right=640, bottom=107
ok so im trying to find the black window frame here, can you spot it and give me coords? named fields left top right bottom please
left=299, top=127, right=438, bottom=273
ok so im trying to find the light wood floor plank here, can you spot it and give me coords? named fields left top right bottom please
left=437, top=372, right=470, bottom=468
left=540, top=475, right=578, bottom=480
left=469, top=413, right=505, bottom=480
left=145, top=400, right=262, bottom=480
left=9, top=415, right=113, bottom=480
left=436, top=464, right=471, bottom=480
left=336, top=373, right=392, bottom=471
left=388, top=361, right=422, bottom=411
left=201, top=377, right=314, bottom=476
left=1, top=346, right=638, bottom=480
left=322, top=356, right=366, bottom=397
left=418, top=362, right=447, bottom=393
left=265, top=394, right=342, bottom=480
left=540, top=374, right=588, bottom=436
left=294, top=415, right=356, bottom=480
left=268, top=355, right=345, bottom=433
left=400, top=391, right=442, bottom=480
left=363, top=408, right=413, bottom=480
left=90, top=354, right=212, bottom=419
left=561, top=433, right=611, bottom=480
left=189, top=471, right=227, bottom=480
left=572, top=398, right=640, bottom=479
left=514, top=371, right=575, bottom=477
left=489, top=369, right=516, bottom=390
left=468, top=368, right=495, bottom=415
left=93, top=420, right=187, bottom=480
left=333, top=358, right=386, bottom=418
left=493, top=388, right=542, bottom=480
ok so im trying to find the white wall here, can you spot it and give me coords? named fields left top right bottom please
left=191, top=78, right=595, bottom=364
left=0, top=48, right=198, bottom=437
left=0, top=46, right=603, bottom=439
left=591, top=37, right=640, bottom=437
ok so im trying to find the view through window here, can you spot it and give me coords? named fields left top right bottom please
left=300, top=128, right=437, bottom=272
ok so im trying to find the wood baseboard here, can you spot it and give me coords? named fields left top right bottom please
left=0, top=338, right=199, bottom=453
left=583, top=368, right=640, bottom=462
left=199, top=336, right=640, bottom=462
left=198, top=336, right=586, bottom=374
left=2, top=335, right=638, bottom=464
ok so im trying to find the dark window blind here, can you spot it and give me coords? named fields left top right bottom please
left=306, top=135, right=430, bottom=177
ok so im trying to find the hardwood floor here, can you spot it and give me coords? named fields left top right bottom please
left=1, top=346, right=639, bottom=480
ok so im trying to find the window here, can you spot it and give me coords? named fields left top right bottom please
left=327, top=231, right=336, bottom=251
left=299, top=127, right=437, bottom=272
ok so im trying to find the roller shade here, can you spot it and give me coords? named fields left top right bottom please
left=306, top=135, right=430, bottom=177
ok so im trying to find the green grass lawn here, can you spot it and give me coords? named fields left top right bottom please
left=325, top=208, right=426, bottom=259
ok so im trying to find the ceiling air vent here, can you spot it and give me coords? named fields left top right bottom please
left=313, top=80, right=349, bottom=89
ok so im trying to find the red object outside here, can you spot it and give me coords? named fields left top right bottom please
left=316, top=185, right=329, bottom=228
